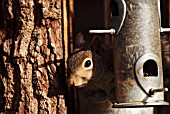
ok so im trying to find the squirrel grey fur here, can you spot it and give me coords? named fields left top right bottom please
left=67, top=33, right=114, bottom=102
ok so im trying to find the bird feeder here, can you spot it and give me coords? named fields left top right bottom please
left=113, top=0, right=169, bottom=107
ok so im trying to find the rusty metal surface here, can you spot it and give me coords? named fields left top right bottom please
left=113, top=0, right=168, bottom=106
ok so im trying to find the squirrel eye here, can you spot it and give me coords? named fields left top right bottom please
left=82, top=58, right=93, bottom=69
left=84, top=60, right=91, bottom=68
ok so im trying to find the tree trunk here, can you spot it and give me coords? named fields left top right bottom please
left=0, top=0, right=67, bottom=113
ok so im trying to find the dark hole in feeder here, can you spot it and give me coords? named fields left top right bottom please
left=110, top=0, right=119, bottom=16
left=143, top=60, right=158, bottom=77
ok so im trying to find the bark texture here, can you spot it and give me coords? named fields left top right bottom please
left=0, top=0, right=67, bottom=114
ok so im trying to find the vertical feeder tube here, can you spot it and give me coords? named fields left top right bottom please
left=114, top=0, right=168, bottom=107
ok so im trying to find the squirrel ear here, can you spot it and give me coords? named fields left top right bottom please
left=74, top=32, right=85, bottom=48
left=90, top=35, right=102, bottom=55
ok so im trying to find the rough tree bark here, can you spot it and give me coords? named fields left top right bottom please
left=0, top=0, right=67, bottom=114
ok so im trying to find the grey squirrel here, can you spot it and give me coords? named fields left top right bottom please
left=67, top=32, right=114, bottom=102
left=67, top=33, right=115, bottom=114
left=67, top=33, right=154, bottom=114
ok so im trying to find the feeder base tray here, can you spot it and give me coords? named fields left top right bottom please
left=112, top=101, right=169, bottom=108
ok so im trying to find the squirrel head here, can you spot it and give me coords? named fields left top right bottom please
left=67, top=33, right=104, bottom=87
